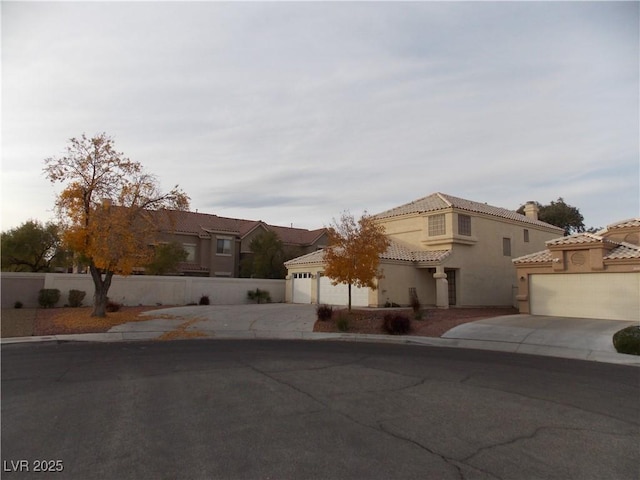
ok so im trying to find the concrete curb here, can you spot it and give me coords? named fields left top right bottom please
left=2, top=331, right=639, bottom=366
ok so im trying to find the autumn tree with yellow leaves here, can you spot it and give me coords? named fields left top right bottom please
left=44, top=133, right=190, bottom=317
left=323, top=211, right=390, bottom=311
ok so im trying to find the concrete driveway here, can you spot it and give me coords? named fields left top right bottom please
left=108, top=303, right=317, bottom=339
left=442, top=314, right=637, bottom=357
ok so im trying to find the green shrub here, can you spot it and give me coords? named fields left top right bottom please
left=247, top=288, right=271, bottom=304
left=68, top=289, right=86, bottom=308
left=199, top=295, right=210, bottom=305
left=613, top=326, right=640, bottom=356
left=14, top=301, right=23, bottom=309
left=316, top=304, right=333, bottom=321
left=38, top=289, right=60, bottom=308
left=336, top=313, right=349, bottom=332
left=383, top=313, right=411, bottom=335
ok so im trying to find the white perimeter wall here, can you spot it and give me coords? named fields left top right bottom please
left=1, top=272, right=285, bottom=308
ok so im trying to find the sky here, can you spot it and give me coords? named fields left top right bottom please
left=2, top=1, right=638, bottom=232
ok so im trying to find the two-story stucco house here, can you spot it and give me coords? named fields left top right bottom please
left=285, top=192, right=563, bottom=308
left=152, top=209, right=328, bottom=277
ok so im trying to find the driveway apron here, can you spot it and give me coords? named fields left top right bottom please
left=108, top=304, right=317, bottom=338
left=442, top=314, right=636, bottom=354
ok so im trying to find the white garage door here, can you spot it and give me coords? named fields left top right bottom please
left=318, top=276, right=370, bottom=307
left=530, top=273, right=640, bottom=321
left=292, top=273, right=312, bottom=304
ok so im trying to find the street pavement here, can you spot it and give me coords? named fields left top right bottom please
left=1, top=304, right=638, bottom=365
left=2, top=340, right=638, bottom=479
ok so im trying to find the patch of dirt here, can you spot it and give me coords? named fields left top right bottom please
left=31, top=306, right=173, bottom=336
left=156, top=318, right=208, bottom=341
left=313, top=307, right=519, bottom=337
left=1, top=309, right=37, bottom=337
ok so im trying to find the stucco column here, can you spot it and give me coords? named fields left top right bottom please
left=433, top=266, right=449, bottom=309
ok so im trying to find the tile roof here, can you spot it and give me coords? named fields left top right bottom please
left=374, top=192, right=563, bottom=231
left=605, top=243, right=640, bottom=260
left=284, top=249, right=325, bottom=266
left=545, top=233, right=618, bottom=247
left=382, top=239, right=451, bottom=263
left=606, top=218, right=640, bottom=229
left=596, top=218, right=640, bottom=235
left=284, top=239, right=450, bottom=267
left=513, top=230, right=640, bottom=264
left=512, top=250, right=554, bottom=264
left=151, top=209, right=326, bottom=246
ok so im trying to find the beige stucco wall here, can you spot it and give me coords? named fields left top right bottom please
left=439, top=213, right=559, bottom=306
left=1, top=272, right=285, bottom=308
left=377, top=262, right=436, bottom=306
left=1, top=272, right=46, bottom=308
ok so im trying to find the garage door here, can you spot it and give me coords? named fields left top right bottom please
left=530, top=273, right=640, bottom=321
left=292, top=273, right=312, bottom=304
left=318, top=276, right=370, bottom=307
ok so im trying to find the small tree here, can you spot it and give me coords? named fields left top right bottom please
left=245, top=230, right=285, bottom=279
left=323, top=211, right=390, bottom=311
left=144, top=242, right=188, bottom=275
left=44, top=133, right=189, bottom=317
left=1, top=220, right=66, bottom=272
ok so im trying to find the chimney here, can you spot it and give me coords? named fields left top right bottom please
left=523, top=202, right=539, bottom=221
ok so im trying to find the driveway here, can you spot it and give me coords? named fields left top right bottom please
left=108, top=303, right=317, bottom=339
left=442, top=314, right=637, bottom=356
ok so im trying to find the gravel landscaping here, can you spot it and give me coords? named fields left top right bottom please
left=313, top=307, right=519, bottom=337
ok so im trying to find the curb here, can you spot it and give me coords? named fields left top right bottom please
left=2, top=331, right=639, bottom=367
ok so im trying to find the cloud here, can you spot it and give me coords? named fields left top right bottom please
left=2, top=1, right=638, bottom=232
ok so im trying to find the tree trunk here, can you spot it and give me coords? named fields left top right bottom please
left=89, top=264, right=114, bottom=317
left=348, top=283, right=352, bottom=312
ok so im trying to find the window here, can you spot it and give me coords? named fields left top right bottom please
left=458, top=214, right=471, bottom=236
left=183, top=244, right=196, bottom=262
left=524, top=229, right=530, bottom=243
left=216, top=238, right=232, bottom=255
left=428, top=214, right=446, bottom=236
left=502, top=237, right=511, bottom=256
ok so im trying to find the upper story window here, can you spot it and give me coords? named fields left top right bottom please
left=458, top=214, right=471, bottom=236
left=216, top=238, right=232, bottom=255
left=524, top=229, right=530, bottom=243
left=428, top=214, right=446, bottom=236
left=183, top=243, right=196, bottom=262
left=502, top=237, right=512, bottom=256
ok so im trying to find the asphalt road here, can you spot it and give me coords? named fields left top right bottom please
left=2, top=340, right=638, bottom=480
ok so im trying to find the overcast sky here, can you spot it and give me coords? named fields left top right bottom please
left=2, top=1, right=638, bottom=232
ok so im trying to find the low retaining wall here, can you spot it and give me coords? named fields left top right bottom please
left=1, top=272, right=285, bottom=308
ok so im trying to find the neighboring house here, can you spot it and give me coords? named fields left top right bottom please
left=152, top=210, right=327, bottom=277
left=513, top=218, right=640, bottom=321
left=285, top=192, right=563, bottom=308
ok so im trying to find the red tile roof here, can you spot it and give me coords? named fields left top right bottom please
left=152, top=209, right=326, bottom=246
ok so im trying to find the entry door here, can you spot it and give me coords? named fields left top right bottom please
left=446, top=269, right=456, bottom=306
